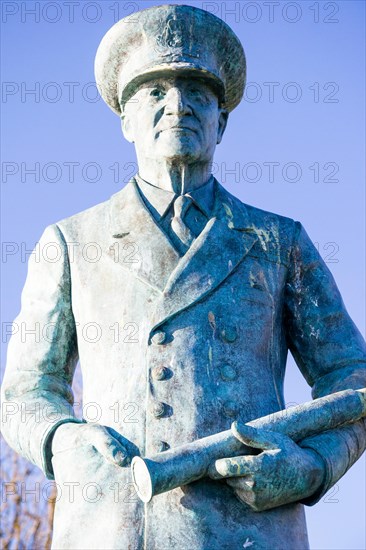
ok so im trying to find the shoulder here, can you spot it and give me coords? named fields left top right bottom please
left=219, top=184, right=300, bottom=264
left=244, top=201, right=299, bottom=243
left=218, top=181, right=298, bottom=230
left=55, top=198, right=110, bottom=238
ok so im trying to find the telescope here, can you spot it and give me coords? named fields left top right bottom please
left=131, top=388, right=366, bottom=502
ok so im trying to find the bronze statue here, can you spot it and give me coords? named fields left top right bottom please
left=2, top=5, right=365, bottom=549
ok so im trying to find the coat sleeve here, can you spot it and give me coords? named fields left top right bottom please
left=1, top=224, right=83, bottom=480
left=284, top=221, right=366, bottom=505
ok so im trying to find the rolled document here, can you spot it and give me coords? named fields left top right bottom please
left=131, top=388, right=366, bottom=502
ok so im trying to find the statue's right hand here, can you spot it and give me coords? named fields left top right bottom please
left=51, top=422, right=130, bottom=467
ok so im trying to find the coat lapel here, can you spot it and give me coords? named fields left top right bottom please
left=150, top=181, right=258, bottom=331
left=108, top=178, right=258, bottom=325
left=107, top=178, right=181, bottom=292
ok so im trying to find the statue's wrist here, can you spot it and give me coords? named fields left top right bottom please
left=51, top=420, right=82, bottom=454
left=303, top=447, right=327, bottom=495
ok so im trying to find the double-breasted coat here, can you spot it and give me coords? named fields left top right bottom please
left=2, top=178, right=366, bottom=549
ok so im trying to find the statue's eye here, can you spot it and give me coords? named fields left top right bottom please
left=150, top=88, right=164, bottom=99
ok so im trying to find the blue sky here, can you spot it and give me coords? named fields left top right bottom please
left=1, top=1, right=365, bottom=548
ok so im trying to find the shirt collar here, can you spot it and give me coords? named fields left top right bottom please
left=187, top=177, right=215, bottom=218
left=135, top=174, right=215, bottom=220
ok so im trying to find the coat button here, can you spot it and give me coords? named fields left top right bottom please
left=221, top=326, right=238, bottom=343
left=222, top=400, right=238, bottom=418
left=151, top=331, right=167, bottom=345
left=220, top=364, right=237, bottom=381
left=151, top=366, right=169, bottom=381
left=152, top=402, right=167, bottom=418
left=155, top=440, right=170, bottom=453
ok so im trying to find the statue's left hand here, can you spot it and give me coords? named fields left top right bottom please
left=211, top=424, right=326, bottom=511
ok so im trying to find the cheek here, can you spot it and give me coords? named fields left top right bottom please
left=133, top=113, right=155, bottom=141
left=202, top=112, right=220, bottom=142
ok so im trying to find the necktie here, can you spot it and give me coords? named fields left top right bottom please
left=170, top=195, right=195, bottom=252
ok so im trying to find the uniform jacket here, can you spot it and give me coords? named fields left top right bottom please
left=2, top=178, right=366, bottom=550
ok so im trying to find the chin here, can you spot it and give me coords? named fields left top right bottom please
left=159, top=132, right=200, bottom=158
left=157, top=136, right=200, bottom=162
left=163, top=149, right=199, bottom=162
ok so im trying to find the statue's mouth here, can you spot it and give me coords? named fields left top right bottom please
left=170, top=126, right=195, bottom=132
left=160, top=125, right=197, bottom=135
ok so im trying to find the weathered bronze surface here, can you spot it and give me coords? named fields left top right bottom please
left=1, top=4, right=365, bottom=549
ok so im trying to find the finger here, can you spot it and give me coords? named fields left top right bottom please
left=87, top=425, right=129, bottom=466
left=209, top=455, right=257, bottom=479
left=232, top=422, right=295, bottom=452
left=226, top=477, right=255, bottom=490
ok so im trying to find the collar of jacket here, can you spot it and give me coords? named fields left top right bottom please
left=134, top=174, right=215, bottom=220
left=108, top=177, right=258, bottom=333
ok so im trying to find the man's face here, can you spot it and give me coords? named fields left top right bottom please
left=121, top=76, right=228, bottom=164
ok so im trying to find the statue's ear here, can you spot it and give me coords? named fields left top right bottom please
left=120, top=113, right=135, bottom=143
left=217, top=109, right=228, bottom=144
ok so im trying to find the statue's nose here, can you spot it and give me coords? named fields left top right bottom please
left=164, top=87, right=192, bottom=115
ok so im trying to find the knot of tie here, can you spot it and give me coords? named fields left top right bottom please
left=173, top=194, right=193, bottom=220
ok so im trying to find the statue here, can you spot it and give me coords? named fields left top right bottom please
left=1, top=5, right=365, bottom=549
